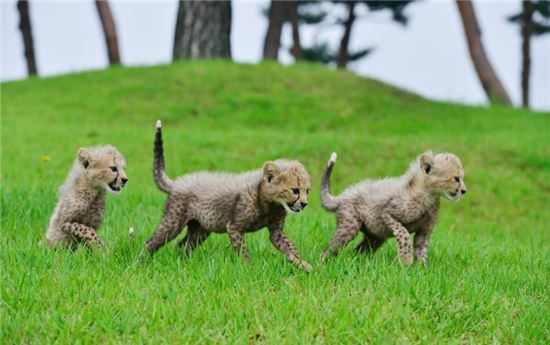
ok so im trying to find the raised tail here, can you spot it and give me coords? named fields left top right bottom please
left=321, top=152, right=340, bottom=212
left=153, top=120, right=174, bottom=193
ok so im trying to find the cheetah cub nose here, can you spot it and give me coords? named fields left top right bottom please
left=300, top=202, right=308, bottom=209
left=122, top=178, right=128, bottom=185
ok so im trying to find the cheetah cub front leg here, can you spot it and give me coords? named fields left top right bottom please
left=268, top=217, right=312, bottom=272
left=61, top=222, right=104, bottom=250
left=412, top=211, right=438, bottom=265
left=382, top=214, right=414, bottom=266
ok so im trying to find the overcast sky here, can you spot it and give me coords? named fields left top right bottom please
left=2, top=0, right=549, bottom=110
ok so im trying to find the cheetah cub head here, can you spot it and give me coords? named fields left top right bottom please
left=419, top=151, right=466, bottom=202
left=261, top=160, right=312, bottom=214
left=77, top=145, right=128, bottom=195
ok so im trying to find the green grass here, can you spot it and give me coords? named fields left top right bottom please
left=1, top=61, right=549, bottom=344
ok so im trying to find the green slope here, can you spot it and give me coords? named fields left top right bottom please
left=2, top=61, right=549, bottom=344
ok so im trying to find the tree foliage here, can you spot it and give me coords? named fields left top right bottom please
left=302, top=43, right=374, bottom=65
left=508, top=0, right=550, bottom=36
left=363, top=0, right=415, bottom=26
left=296, top=1, right=415, bottom=67
left=507, top=0, right=549, bottom=107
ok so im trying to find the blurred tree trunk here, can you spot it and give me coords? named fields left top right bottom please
left=288, top=2, right=302, bottom=60
left=521, top=0, right=534, bottom=108
left=456, top=0, right=512, bottom=106
left=16, top=0, right=37, bottom=76
left=173, top=1, right=232, bottom=59
left=337, top=1, right=357, bottom=69
left=263, top=1, right=287, bottom=60
left=263, top=1, right=302, bottom=61
left=95, top=0, right=121, bottom=65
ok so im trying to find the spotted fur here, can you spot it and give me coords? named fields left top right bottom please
left=321, top=151, right=466, bottom=266
left=44, top=145, right=128, bottom=250
left=146, top=121, right=313, bottom=272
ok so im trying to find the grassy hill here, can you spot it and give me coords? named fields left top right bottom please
left=2, top=61, right=549, bottom=344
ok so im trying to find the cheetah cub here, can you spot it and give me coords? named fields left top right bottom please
left=321, top=151, right=466, bottom=266
left=145, top=121, right=313, bottom=272
left=45, top=145, right=128, bottom=250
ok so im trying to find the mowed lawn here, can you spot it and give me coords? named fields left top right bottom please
left=1, top=61, right=549, bottom=344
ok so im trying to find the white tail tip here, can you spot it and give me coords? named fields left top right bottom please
left=129, top=227, right=134, bottom=235
left=329, top=152, right=337, bottom=164
left=156, top=120, right=162, bottom=129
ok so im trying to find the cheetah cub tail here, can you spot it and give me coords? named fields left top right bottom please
left=153, top=120, right=174, bottom=193
left=321, top=152, right=340, bottom=212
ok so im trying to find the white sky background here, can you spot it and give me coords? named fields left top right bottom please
left=1, top=0, right=549, bottom=110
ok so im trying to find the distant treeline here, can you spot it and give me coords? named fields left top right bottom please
left=15, top=0, right=550, bottom=109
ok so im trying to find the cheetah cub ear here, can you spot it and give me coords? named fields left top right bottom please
left=77, top=147, right=91, bottom=169
left=419, top=151, right=434, bottom=174
left=263, top=161, right=281, bottom=183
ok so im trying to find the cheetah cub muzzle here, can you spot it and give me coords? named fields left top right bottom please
left=145, top=120, right=313, bottom=272
left=44, top=145, right=128, bottom=250
left=320, top=151, right=466, bottom=266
